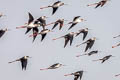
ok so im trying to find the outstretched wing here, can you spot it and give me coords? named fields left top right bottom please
left=101, top=1, right=107, bottom=7
left=82, top=31, right=88, bottom=40
left=25, top=28, right=32, bottom=34
left=74, top=75, right=80, bottom=80
left=85, top=40, right=94, bottom=52
left=0, top=30, right=5, bottom=38
left=52, top=22, right=59, bottom=30
left=41, top=33, right=47, bottom=41
left=32, top=27, right=39, bottom=42
left=59, top=20, right=64, bottom=30
left=52, top=7, right=58, bottom=15
left=21, top=59, right=27, bottom=70
left=64, top=36, right=69, bottom=48
left=95, top=3, right=101, bottom=8
left=28, top=12, right=34, bottom=24
left=68, top=23, right=77, bottom=30
left=70, top=35, right=74, bottom=46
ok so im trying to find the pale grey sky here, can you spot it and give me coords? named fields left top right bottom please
left=0, top=0, right=120, bottom=80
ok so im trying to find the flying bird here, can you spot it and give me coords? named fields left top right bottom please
left=8, top=56, right=31, bottom=70
left=53, top=32, right=76, bottom=48
left=0, top=13, right=6, bottom=18
left=64, top=70, right=84, bottom=80
left=76, top=28, right=90, bottom=40
left=87, top=0, right=109, bottom=8
left=40, top=1, right=67, bottom=15
left=52, top=19, right=66, bottom=30
left=0, top=28, right=9, bottom=38
left=112, top=43, right=120, bottom=48
left=115, top=74, right=120, bottom=77
left=113, top=34, right=120, bottom=38
left=76, top=37, right=97, bottom=52
left=93, top=55, right=114, bottom=63
left=29, top=29, right=53, bottom=42
left=68, top=16, right=86, bottom=30
left=76, top=50, right=100, bottom=57
left=40, top=63, right=65, bottom=70
left=16, top=12, right=41, bottom=34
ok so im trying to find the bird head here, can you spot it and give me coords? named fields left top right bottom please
left=24, top=56, right=32, bottom=59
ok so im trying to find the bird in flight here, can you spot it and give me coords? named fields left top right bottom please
left=64, top=70, right=84, bottom=80
left=76, top=28, right=90, bottom=41
left=8, top=56, right=31, bottom=70
left=29, top=29, right=53, bottom=42
left=87, top=0, right=110, bottom=8
left=53, top=32, right=77, bottom=48
left=40, top=63, right=65, bottom=70
left=76, top=37, right=97, bottom=52
left=93, top=55, right=114, bottom=63
left=76, top=50, right=100, bottom=57
left=68, top=16, right=86, bottom=30
left=0, top=28, right=9, bottom=38
left=40, top=1, right=67, bottom=15
left=52, top=19, right=67, bottom=30
left=0, top=13, right=6, bottom=18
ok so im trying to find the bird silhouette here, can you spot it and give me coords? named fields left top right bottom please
left=8, top=56, right=31, bottom=70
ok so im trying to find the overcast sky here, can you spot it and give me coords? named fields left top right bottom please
left=0, top=0, right=120, bottom=80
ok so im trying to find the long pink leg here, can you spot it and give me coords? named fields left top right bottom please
left=87, top=3, right=98, bottom=6
left=52, top=36, right=64, bottom=40
left=40, top=6, right=50, bottom=9
left=64, top=74, right=72, bottom=76
left=40, top=68, right=49, bottom=70
left=16, top=26, right=26, bottom=29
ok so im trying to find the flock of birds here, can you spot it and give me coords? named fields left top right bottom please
left=0, top=0, right=120, bottom=80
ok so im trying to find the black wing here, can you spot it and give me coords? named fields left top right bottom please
left=64, top=36, right=69, bottom=48
left=37, top=17, right=46, bottom=24
left=21, top=59, right=27, bottom=70
left=25, top=28, right=32, bottom=34
left=101, top=1, right=107, bottom=7
left=85, top=40, right=95, bottom=52
left=50, top=63, right=59, bottom=68
left=41, top=33, right=47, bottom=41
left=101, top=60, right=106, bottom=63
left=73, top=16, right=79, bottom=21
left=79, top=71, right=83, bottom=80
left=52, top=7, right=58, bottom=15
left=28, top=12, right=34, bottom=24
left=95, top=3, right=101, bottom=8
left=52, top=22, right=59, bottom=30
left=59, top=21, right=64, bottom=30
left=69, top=35, right=74, bottom=46
left=82, top=31, right=88, bottom=40
left=74, top=75, right=80, bottom=80
left=0, top=30, right=5, bottom=38
left=68, top=23, right=77, bottom=30
left=32, top=27, right=39, bottom=42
